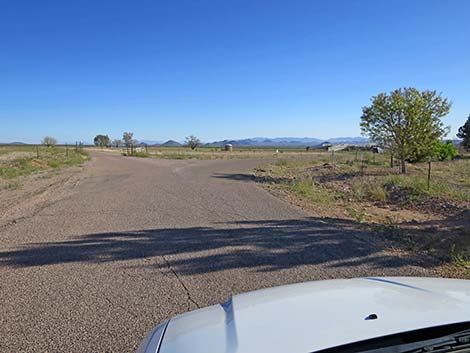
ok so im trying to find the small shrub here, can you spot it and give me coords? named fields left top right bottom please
left=382, top=175, right=427, bottom=204
left=351, top=182, right=367, bottom=201
left=451, top=243, right=470, bottom=267
left=347, top=207, right=367, bottom=223
left=367, top=182, right=388, bottom=202
left=433, top=140, right=458, bottom=161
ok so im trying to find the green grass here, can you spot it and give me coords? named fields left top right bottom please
left=0, top=146, right=89, bottom=180
left=128, top=151, right=150, bottom=158
left=260, top=150, right=470, bottom=207
left=289, top=179, right=336, bottom=205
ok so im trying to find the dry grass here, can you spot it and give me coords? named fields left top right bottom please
left=92, top=145, right=328, bottom=160
left=0, top=145, right=89, bottom=182
left=255, top=150, right=470, bottom=273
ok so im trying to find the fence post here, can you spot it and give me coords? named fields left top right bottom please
left=36, top=145, right=39, bottom=159
left=427, top=159, right=432, bottom=191
left=360, top=152, right=365, bottom=177
left=66, top=143, right=68, bottom=158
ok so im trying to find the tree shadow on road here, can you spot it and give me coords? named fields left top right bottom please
left=0, top=217, right=438, bottom=273
left=212, top=172, right=293, bottom=184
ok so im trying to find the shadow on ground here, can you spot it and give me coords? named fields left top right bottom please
left=212, top=172, right=292, bottom=184
left=0, top=217, right=437, bottom=273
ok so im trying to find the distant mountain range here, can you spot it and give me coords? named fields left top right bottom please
left=0, top=137, right=370, bottom=147
left=140, top=140, right=163, bottom=146
left=160, top=140, right=182, bottom=147
left=203, top=137, right=369, bottom=147
left=0, top=141, right=27, bottom=145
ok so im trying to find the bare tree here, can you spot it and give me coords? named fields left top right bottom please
left=112, top=139, right=122, bottom=148
left=185, top=135, right=201, bottom=150
left=42, top=136, right=57, bottom=147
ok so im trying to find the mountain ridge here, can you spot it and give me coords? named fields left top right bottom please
left=0, top=136, right=370, bottom=147
left=203, top=136, right=369, bottom=147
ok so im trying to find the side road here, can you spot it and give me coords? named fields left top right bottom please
left=0, top=152, right=438, bottom=352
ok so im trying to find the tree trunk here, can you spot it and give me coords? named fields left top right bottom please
left=400, top=158, right=406, bottom=174
left=390, top=153, right=394, bottom=168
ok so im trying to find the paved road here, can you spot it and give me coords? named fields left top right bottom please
left=0, top=152, right=435, bottom=352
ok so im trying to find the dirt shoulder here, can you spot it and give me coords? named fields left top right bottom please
left=0, top=159, right=91, bottom=228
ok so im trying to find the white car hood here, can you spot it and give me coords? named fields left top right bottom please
left=159, top=277, right=470, bottom=353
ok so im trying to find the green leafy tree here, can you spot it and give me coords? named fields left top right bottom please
left=361, top=88, right=451, bottom=174
left=457, top=114, right=470, bottom=151
left=433, top=140, right=458, bottom=161
left=42, top=136, right=57, bottom=147
left=185, top=135, right=201, bottom=150
left=93, top=134, right=110, bottom=147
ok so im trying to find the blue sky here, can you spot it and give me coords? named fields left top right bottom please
left=1, top=0, right=469, bottom=143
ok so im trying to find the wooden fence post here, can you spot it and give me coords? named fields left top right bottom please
left=427, top=159, right=432, bottom=191
left=360, top=152, right=365, bottom=177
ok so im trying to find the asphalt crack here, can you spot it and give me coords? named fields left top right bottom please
left=161, top=254, right=200, bottom=311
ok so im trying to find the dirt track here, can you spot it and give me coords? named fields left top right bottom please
left=0, top=152, right=437, bottom=352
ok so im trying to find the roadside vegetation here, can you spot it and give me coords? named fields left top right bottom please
left=254, top=86, right=470, bottom=275
left=255, top=150, right=470, bottom=271
left=0, top=144, right=89, bottom=188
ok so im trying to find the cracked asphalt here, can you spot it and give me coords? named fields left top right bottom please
left=0, top=152, right=437, bottom=352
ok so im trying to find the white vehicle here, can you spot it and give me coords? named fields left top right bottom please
left=137, top=277, right=470, bottom=353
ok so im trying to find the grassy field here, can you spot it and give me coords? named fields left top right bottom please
left=0, top=145, right=89, bottom=187
left=259, top=151, right=470, bottom=206
left=98, top=145, right=317, bottom=160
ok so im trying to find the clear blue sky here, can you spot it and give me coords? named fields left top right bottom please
left=1, top=0, right=469, bottom=143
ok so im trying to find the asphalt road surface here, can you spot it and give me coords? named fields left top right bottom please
left=0, top=152, right=435, bottom=352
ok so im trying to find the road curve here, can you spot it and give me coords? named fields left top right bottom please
left=0, top=152, right=436, bottom=352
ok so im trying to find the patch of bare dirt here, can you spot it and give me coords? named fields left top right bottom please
left=0, top=162, right=90, bottom=228
left=29, top=159, right=48, bottom=167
